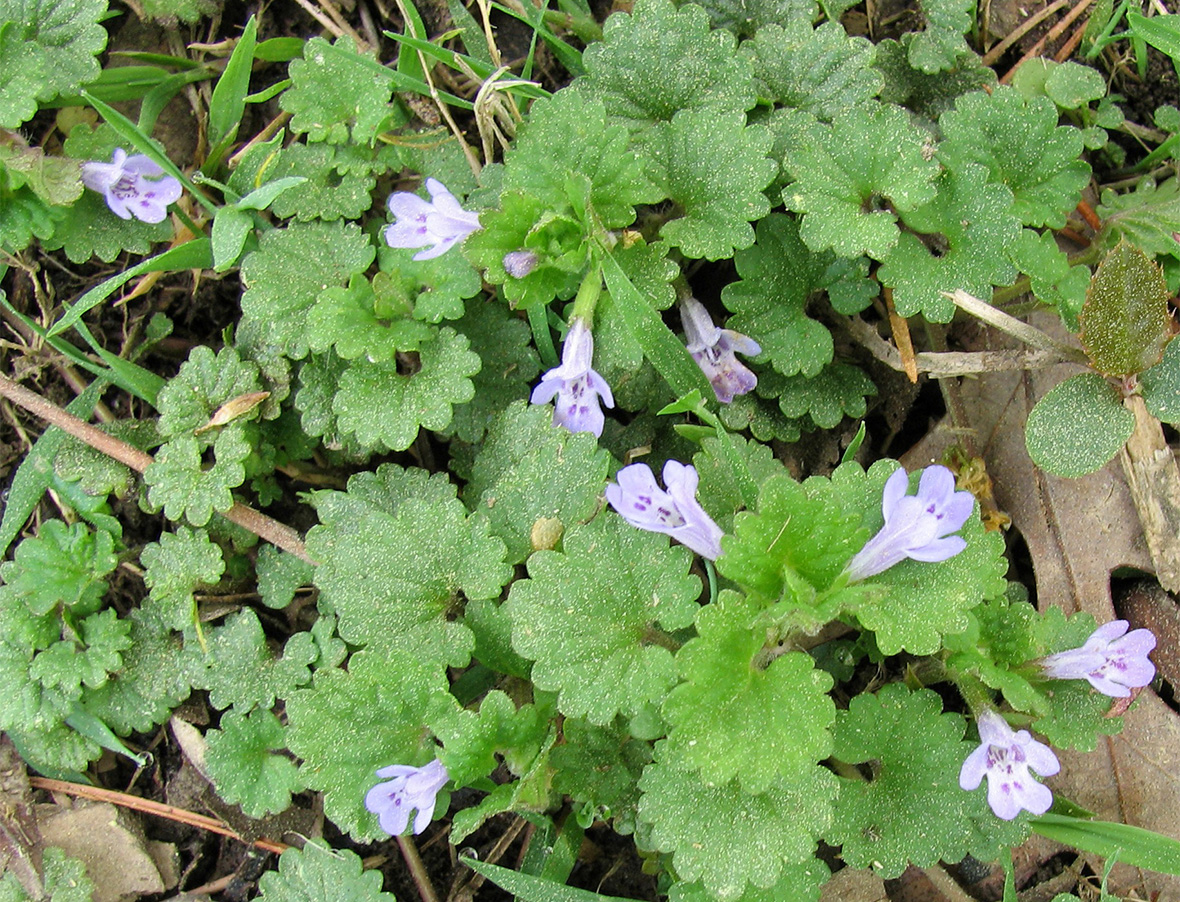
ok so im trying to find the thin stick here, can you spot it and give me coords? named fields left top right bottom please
left=29, top=777, right=289, bottom=854
left=1000, top=0, right=1093, bottom=83
left=398, top=835, right=442, bottom=902
left=845, top=316, right=1075, bottom=377
left=0, top=373, right=313, bottom=562
left=981, top=0, right=1071, bottom=65
left=291, top=0, right=346, bottom=39
left=945, top=289, right=1086, bottom=358
left=228, top=112, right=291, bottom=170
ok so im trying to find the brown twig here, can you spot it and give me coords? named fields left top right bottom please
left=28, top=777, right=289, bottom=855
left=1000, top=0, right=1094, bottom=83
left=981, top=0, right=1071, bottom=66
left=398, top=835, right=443, bottom=902
left=0, top=372, right=313, bottom=562
left=884, top=287, right=918, bottom=384
left=845, top=316, right=1075, bottom=377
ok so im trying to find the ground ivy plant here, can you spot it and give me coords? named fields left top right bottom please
left=3, top=0, right=1180, bottom=898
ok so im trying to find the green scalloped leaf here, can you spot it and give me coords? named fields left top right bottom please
left=81, top=609, right=191, bottom=735
left=1079, top=240, right=1171, bottom=377
left=280, top=36, right=396, bottom=145
left=504, top=90, right=664, bottom=230
left=143, top=429, right=251, bottom=527
left=1007, top=228, right=1090, bottom=329
left=257, top=841, right=397, bottom=902
left=880, top=163, right=1021, bottom=322
left=1025, top=373, right=1134, bottom=478
left=662, top=591, right=835, bottom=792
left=331, top=326, right=481, bottom=451
left=465, top=196, right=588, bottom=311
left=681, top=0, right=815, bottom=38
left=654, top=110, right=775, bottom=261
left=938, top=87, right=1090, bottom=229
left=256, top=545, right=315, bottom=611
left=1096, top=177, right=1180, bottom=257
left=188, top=608, right=316, bottom=713
left=30, top=608, right=131, bottom=694
left=0, top=520, right=116, bottom=616
left=692, top=432, right=783, bottom=535
left=743, top=20, right=880, bottom=119
left=638, top=742, right=836, bottom=902
left=139, top=527, right=225, bottom=631
left=429, top=690, right=550, bottom=785
left=376, top=243, right=483, bottom=325
left=944, top=594, right=1045, bottom=715
left=873, top=37, right=996, bottom=121
left=907, top=0, right=974, bottom=72
left=157, top=346, right=263, bottom=440
left=720, top=213, right=832, bottom=378
left=550, top=717, right=652, bottom=834
left=0, top=0, right=107, bottom=128
left=286, top=663, right=441, bottom=840
left=240, top=219, right=376, bottom=359
left=307, top=274, right=435, bottom=360
left=505, top=515, right=701, bottom=725
left=780, top=105, right=940, bottom=260
left=444, top=300, right=542, bottom=443
left=206, top=708, right=303, bottom=817
left=718, top=471, right=866, bottom=618
left=765, top=362, right=876, bottom=428
left=264, top=142, right=379, bottom=222
left=830, top=684, right=1027, bottom=877
left=577, top=0, right=755, bottom=139
left=308, top=463, right=510, bottom=657
left=465, top=401, right=611, bottom=564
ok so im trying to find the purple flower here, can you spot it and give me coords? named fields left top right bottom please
left=530, top=318, right=614, bottom=437
left=503, top=249, right=538, bottom=278
left=605, top=460, right=724, bottom=560
left=680, top=297, right=761, bottom=404
left=1038, top=620, right=1156, bottom=698
left=80, top=148, right=182, bottom=224
left=844, top=465, right=975, bottom=582
left=364, top=759, right=449, bottom=836
left=384, top=178, right=481, bottom=261
left=959, top=709, right=1060, bottom=820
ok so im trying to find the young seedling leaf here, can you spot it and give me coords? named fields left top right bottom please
left=1080, top=240, right=1171, bottom=377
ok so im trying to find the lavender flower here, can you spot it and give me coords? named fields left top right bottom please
left=844, top=465, right=975, bottom=583
left=80, top=148, right=182, bottom=224
left=503, top=249, right=538, bottom=278
left=364, top=759, right=449, bottom=836
left=959, top=709, right=1060, bottom=820
left=680, top=297, right=761, bottom=404
left=384, top=178, right=481, bottom=261
left=530, top=318, right=614, bottom=437
left=605, top=460, right=723, bottom=560
left=1038, top=620, right=1156, bottom=698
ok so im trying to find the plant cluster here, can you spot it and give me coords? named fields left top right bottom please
left=3, top=0, right=1180, bottom=898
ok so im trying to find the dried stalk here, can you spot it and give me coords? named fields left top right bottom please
left=0, top=372, right=312, bottom=563
left=846, top=316, right=1075, bottom=378
left=29, top=777, right=288, bottom=854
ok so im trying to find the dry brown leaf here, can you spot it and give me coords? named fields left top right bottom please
left=904, top=315, right=1180, bottom=900
left=36, top=801, right=165, bottom=902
